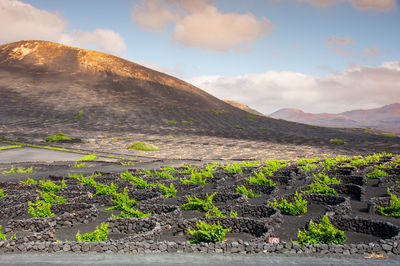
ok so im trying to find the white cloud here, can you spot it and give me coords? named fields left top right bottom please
left=187, top=61, right=400, bottom=114
left=0, top=0, right=126, bottom=56
left=325, top=36, right=356, bottom=56
left=132, top=0, right=273, bottom=51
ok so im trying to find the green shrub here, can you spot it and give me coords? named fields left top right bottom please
left=155, top=171, right=175, bottom=179
left=112, top=206, right=151, bottom=219
left=94, top=182, right=118, bottom=196
left=229, top=209, right=238, bottom=217
left=181, top=193, right=216, bottom=212
left=188, top=220, right=231, bottom=243
left=224, top=163, right=243, bottom=175
left=180, top=171, right=207, bottom=186
left=45, top=133, right=71, bottom=142
left=74, top=162, right=86, bottom=168
left=270, top=192, right=307, bottom=216
left=302, top=183, right=338, bottom=196
left=263, top=160, right=287, bottom=173
left=329, top=138, right=345, bottom=145
left=2, top=166, right=15, bottom=174
left=366, top=168, right=388, bottom=179
left=205, top=205, right=226, bottom=218
left=0, top=225, right=6, bottom=240
left=127, top=142, right=159, bottom=151
left=74, top=110, right=84, bottom=119
left=313, top=173, right=341, bottom=185
left=246, top=171, right=276, bottom=186
left=77, top=154, right=97, bottom=161
left=76, top=223, right=108, bottom=242
left=0, top=189, right=7, bottom=198
left=36, top=190, right=66, bottom=204
left=160, top=166, right=176, bottom=174
left=238, top=161, right=260, bottom=167
left=300, top=164, right=318, bottom=171
left=259, top=127, right=267, bottom=131
left=167, top=120, right=177, bottom=125
left=28, top=199, right=55, bottom=218
left=377, top=189, right=400, bottom=217
left=236, top=185, right=260, bottom=198
left=234, top=125, right=244, bottom=129
left=105, top=187, right=137, bottom=211
left=293, top=215, right=346, bottom=245
left=39, top=179, right=66, bottom=193
left=298, top=157, right=320, bottom=165
left=129, top=176, right=155, bottom=189
left=158, top=183, right=177, bottom=198
left=20, top=177, right=37, bottom=185
left=77, top=174, right=97, bottom=186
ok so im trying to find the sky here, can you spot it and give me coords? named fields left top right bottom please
left=1, top=0, right=399, bottom=114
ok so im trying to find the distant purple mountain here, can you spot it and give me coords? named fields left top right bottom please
left=270, top=103, right=400, bottom=134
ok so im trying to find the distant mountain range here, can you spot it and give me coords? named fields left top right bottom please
left=270, top=103, right=400, bottom=134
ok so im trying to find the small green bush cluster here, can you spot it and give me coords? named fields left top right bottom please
left=236, top=185, right=259, bottom=198
left=366, top=168, right=388, bottom=179
left=76, top=223, right=109, bottom=242
left=263, top=160, right=287, bottom=174
left=77, top=174, right=97, bottom=186
left=302, top=183, right=338, bottom=196
left=205, top=205, right=226, bottom=218
left=180, top=170, right=207, bottom=186
left=74, top=162, right=86, bottom=168
left=158, top=183, right=177, bottom=198
left=127, top=142, right=159, bottom=151
left=155, top=171, right=175, bottom=179
left=20, top=177, right=37, bottom=185
left=45, top=133, right=71, bottom=142
left=224, top=163, right=243, bottom=175
left=2, top=166, right=33, bottom=174
left=94, top=182, right=118, bottom=196
left=28, top=199, right=55, bottom=218
left=294, top=215, right=346, bottom=245
left=329, top=138, right=345, bottom=145
left=0, top=189, right=7, bottom=198
left=188, top=220, right=231, bottom=243
left=130, top=176, right=155, bottom=189
left=159, top=166, right=176, bottom=174
left=181, top=193, right=216, bottom=212
left=270, top=192, right=307, bottom=216
left=300, top=164, right=318, bottom=171
left=36, top=190, right=66, bottom=204
left=313, top=173, right=341, bottom=185
left=105, top=188, right=138, bottom=211
left=39, top=179, right=66, bottom=193
left=246, top=171, right=276, bottom=186
left=377, top=189, right=400, bottom=217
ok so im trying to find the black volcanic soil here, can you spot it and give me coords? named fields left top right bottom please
left=1, top=157, right=399, bottom=247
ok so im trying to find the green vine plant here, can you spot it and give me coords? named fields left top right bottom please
left=0, top=189, right=7, bottom=198
left=20, top=177, right=37, bottom=185
left=188, top=220, right=231, bottom=243
left=205, top=205, right=226, bottom=218
left=76, top=223, right=109, bottom=242
left=293, top=215, right=346, bottom=245
left=157, top=183, right=177, bottom=198
left=269, top=192, right=307, bottom=216
left=313, top=173, right=341, bottom=185
left=224, top=163, right=243, bottom=175
left=36, top=190, right=66, bottom=204
left=111, top=205, right=151, bottom=219
left=236, top=185, right=260, bottom=198
left=366, top=168, right=388, bottom=179
left=0, top=225, right=15, bottom=241
left=105, top=187, right=137, bottom=211
left=229, top=209, right=238, bottom=217
left=2, top=166, right=33, bottom=174
left=301, top=183, right=338, bottom=196
left=377, top=189, right=400, bottom=217
left=74, top=162, right=86, bottom=168
left=155, top=171, right=175, bottom=179
left=94, top=182, right=118, bottom=196
left=39, top=179, right=66, bottom=193
left=246, top=171, right=276, bottom=186
left=28, top=199, right=55, bottom=218
left=181, top=193, right=216, bottom=212
left=180, top=170, right=207, bottom=186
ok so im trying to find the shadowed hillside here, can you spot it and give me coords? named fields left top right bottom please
left=0, top=40, right=398, bottom=152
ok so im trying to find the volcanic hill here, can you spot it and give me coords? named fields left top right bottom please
left=0, top=40, right=398, bottom=153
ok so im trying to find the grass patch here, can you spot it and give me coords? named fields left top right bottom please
left=127, top=142, right=159, bottom=151
left=167, top=120, right=177, bottom=125
left=45, top=133, right=72, bottom=142
left=234, top=125, right=244, bottom=130
left=329, top=138, right=345, bottom=145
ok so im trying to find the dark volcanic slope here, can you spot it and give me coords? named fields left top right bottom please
left=0, top=40, right=399, bottom=152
